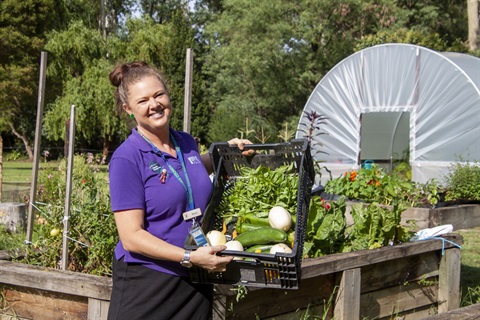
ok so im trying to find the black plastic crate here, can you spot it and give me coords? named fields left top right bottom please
left=185, top=139, right=315, bottom=289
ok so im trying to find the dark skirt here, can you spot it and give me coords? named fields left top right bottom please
left=107, top=257, right=213, bottom=320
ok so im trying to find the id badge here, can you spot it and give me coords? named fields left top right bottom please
left=189, top=223, right=209, bottom=247
left=184, top=208, right=209, bottom=247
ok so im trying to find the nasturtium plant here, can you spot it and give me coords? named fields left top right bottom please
left=324, top=165, right=440, bottom=208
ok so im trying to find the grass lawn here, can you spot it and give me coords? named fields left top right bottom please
left=457, top=227, right=480, bottom=306
left=1, top=160, right=107, bottom=202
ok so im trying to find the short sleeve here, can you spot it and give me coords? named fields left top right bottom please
left=109, top=156, right=145, bottom=212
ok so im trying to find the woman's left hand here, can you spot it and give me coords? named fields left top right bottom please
left=227, top=138, right=255, bottom=156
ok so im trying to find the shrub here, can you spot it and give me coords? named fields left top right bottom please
left=17, top=154, right=117, bottom=276
left=444, top=161, right=480, bottom=202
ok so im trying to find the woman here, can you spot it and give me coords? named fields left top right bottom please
left=107, top=61, right=250, bottom=320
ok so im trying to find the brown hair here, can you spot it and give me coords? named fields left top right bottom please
left=109, top=61, right=169, bottom=113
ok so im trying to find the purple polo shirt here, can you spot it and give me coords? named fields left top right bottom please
left=109, top=128, right=213, bottom=277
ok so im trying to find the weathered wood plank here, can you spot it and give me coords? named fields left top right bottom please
left=334, top=268, right=360, bottom=320
left=2, top=286, right=88, bottom=320
left=87, top=298, right=109, bottom=320
left=360, top=282, right=438, bottom=319
left=219, top=273, right=335, bottom=320
left=430, top=205, right=480, bottom=230
left=420, top=302, right=480, bottom=319
left=360, top=251, right=440, bottom=293
left=0, top=260, right=112, bottom=300
left=301, top=234, right=463, bottom=279
left=438, top=248, right=461, bottom=313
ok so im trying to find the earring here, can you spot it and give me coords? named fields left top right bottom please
left=129, top=114, right=134, bottom=119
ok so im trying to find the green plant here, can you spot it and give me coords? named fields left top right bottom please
left=444, top=160, right=480, bottom=201
left=17, top=154, right=117, bottom=276
left=304, top=196, right=412, bottom=258
left=324, top=165, right=440, bottom=208
left=3, top=150, right=26, bottom=161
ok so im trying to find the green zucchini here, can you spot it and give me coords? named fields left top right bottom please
left=240, top=214, right=270, bottom=226
left=245, top=244, right=275, bottom=253
left=235, top=222, right=265, bottom=234
left=235, top=227, right=288, bottom=247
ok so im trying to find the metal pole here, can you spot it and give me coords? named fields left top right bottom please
left=183, top=48, right=193, bottom=133
left=61, top=105, right=76, bottom=270
left=26, top=51, right=47, bottom=243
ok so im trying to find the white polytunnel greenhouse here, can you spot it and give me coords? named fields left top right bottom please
left=297, top=43, right=480, bottom=186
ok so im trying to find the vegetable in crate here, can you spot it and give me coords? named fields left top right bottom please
left=217, top=163, right=299, bottom=235
left=224, top=240, right=244, bottom=260
left=206, top=230, right=227, bottom=246
left=235, top=227, right=288, bottom=247
left=268, top=206, right=292, bottom=231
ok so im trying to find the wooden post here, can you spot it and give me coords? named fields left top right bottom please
left=334, top=268, right=361, bottom=320
left=468, top=0, right=479, bottom=51
left=88, top=298, right=110, bottom=320
left=61, top=105, right=76, bottom=271
left=26, top=51, right=47, bottom=242
left=0, top=135, right=3, bottom=201
left=438, top=247, right=461, bottom=313
left=183, top=48, right=193, bottom=133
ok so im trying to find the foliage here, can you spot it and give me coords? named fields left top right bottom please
left=444, top=160, right=480, bottom=202
left=218, top=163, right=299, bottom=226
left=16, top=154, right=117, bottom=276
left=304, top=195, right=412, bottom=258
left=0, top=226, right=25, bottom=252
left=2, top=151, right=27, bottom=162
left=0, top=0, right=66, bottom=158
left=324, top=165, right=440, bottom=207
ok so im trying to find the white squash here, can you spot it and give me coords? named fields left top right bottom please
left=225, top=240, right=244, bottom=260
left=206, top=230, right=227, bottom=246
left=269, top=243, right=293, bottom=254
left=268, top=206, right=292, bottom=231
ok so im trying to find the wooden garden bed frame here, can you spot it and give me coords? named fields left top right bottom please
left=0, top=234, right=462, bottom=320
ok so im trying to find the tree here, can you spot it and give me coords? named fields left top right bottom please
left=200, top=0, right=402, bottom=142
left=0, top=0, right=66, bottom=160
left=43, top=10, right=205, bottom=154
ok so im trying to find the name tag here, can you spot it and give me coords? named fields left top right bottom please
left=183, top=208, right=202, bottom=221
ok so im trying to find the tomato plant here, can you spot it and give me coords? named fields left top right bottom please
left=17, top=154, right=117, bottom=276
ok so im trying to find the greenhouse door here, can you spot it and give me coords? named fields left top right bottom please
left=359, top=112, right=410, bottom=171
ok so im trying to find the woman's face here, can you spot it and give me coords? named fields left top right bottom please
left=124, top=75, right=172, bottom=135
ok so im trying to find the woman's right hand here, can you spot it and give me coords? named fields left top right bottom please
left=190, top=245, right=233, bottom=272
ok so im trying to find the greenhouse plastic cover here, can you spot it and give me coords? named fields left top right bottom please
left=297, top=43, right=480, bottom=185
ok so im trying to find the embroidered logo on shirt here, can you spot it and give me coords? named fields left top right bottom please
left=188, top=156, right=201, bottom=165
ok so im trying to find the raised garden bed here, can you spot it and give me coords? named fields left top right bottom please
left=343, top=202, right=480, bottom=232
left=0, top=234, right=462, bottom=320
left=401, top=204, right=480, bottom=231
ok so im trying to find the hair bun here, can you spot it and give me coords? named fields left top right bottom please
left=109, top=61, right=149, bottom=87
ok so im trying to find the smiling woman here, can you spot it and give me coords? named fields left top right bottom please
left=106, top=61, right=251, bottom=320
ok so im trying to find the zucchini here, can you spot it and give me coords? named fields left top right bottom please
left=240, top=214, right=270, bottom=226
left=235, top=222, right=265, bottom=234
left=245, top=244, right=275, bottom=253
left=235, top=227, right=288, bottom=247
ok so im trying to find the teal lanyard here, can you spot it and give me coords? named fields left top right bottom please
left=138, top=130, right=195, bottom=211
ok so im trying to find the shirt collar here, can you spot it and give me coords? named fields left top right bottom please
left=131, top=127, right=183, bottom=153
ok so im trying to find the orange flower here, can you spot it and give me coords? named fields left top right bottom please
left=349, top=171, right=357, bottom=181
left=375, top=180, right=381, bottom=187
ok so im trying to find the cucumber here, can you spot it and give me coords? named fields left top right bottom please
left=240, top=213, right=270, bottom=226
left=245, top=244, right=275, bottom=253
left=235, top=227, right=288, bottom=247
left=235, top=222, right=265, bottom=234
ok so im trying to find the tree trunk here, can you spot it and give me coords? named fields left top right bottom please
left=468, top=0, right=479, bottom=51
left=8, top=123, right=33, bottom=161
left=0, top=135, right=3, bottom=201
